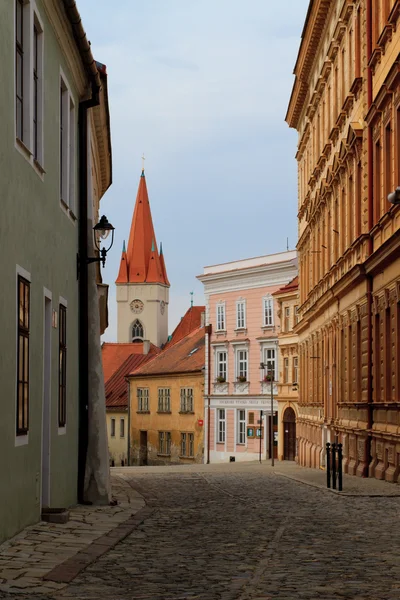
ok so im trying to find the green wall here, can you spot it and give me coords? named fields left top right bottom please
left=0, top=0, right=84, bottom=543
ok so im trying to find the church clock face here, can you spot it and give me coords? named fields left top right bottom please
left=160, top=300, right=165, bottom=315
left=130, top=299, right=144, bottom=314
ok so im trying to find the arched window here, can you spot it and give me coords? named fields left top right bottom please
left=131, top=319, right=144, bottom=342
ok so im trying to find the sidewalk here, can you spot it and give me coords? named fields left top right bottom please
left=272, top=460, right=400, bottom=496
left=0, top=474, right=146, bottom=595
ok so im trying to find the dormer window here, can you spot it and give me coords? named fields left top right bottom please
left=132, top=319, right=144, bottom=342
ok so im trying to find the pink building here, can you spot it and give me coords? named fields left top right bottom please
left=197, top=251, right=298, bottom=463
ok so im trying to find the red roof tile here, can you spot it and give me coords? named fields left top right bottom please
left=273, top=276, right=299, bottom=295
left=105, top=353, right=156, bottom=409
left=102, top=342, right=159, bottom=382
left=164, top=305, right=205, bottom=349
left=130, top=326, right=205, bottom=377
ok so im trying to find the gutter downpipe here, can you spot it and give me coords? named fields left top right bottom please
left=205, top=324, right=212, bottom=464
left=127, top=377, right=131, bottom=466
left=77, top=81, right=100, bottom=503
left=365, top=0, right=374, bottom=477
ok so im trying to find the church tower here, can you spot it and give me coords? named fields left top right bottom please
left=116, top=170, right=170, bottom=347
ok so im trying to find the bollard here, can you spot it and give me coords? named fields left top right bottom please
left=326, top=442, right=331, bottom=488
left=337, top=443, right=343, bottom=491
left=331, top=443, right=337, bottom=490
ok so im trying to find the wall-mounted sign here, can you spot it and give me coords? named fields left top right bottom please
left=256, top=428, right=264, bottom=438
left=247, top=427, right=255, bottom=438
left=198, top=419, right=204, bottom=427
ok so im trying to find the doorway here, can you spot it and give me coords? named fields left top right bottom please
left=283, top=407, right=296, bottom=461
left=139, top=431, right=148, bottom=466
left=41, top=293, right=52, bottom=508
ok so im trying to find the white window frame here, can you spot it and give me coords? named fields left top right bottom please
left=237, top=409, right=246, bottom=445
left=59, top=68, right=76, bottom=215
left=215, top=349, right=228, bottom=381
left=217, top=408, right=226, bottom=443
left=158, top=388, right=171, bottom=412
left=263, top=296, right=274, bottom=327
left=137, top=388, right=149, bottom=411
left=216, top=302, right=226, bottom=331
left=236, top=299, right=246, bottom=329
left=262, top=344, right=278, bottom=381
left=14, top=0, right=45, bottom=176
left=180, top=388, right=194, bottom=412
left=235, top=347, right=248, bottom=381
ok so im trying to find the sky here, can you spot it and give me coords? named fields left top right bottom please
left=77, top=0, right=309, bottom=341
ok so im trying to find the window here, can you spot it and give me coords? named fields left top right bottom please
left=181, top=432, right=194, bottom=457
left=15, top=0, right=24, bottom=141
left=237, top=409, right=246, bottom=444
left=132, top=319, right=144, bottom=341
left=120, top=418, right=125, bottom=438
left=60, top=73, right=75, bottom=212
left=248, top=412, right=255, bottom=425
left=158, top=388, right=171, bottom=412
left=263, top=297, right=274, bottom=326
left=236, top=300, right=246, bottom=329
left=217, top=409, right=226, bottom=443
left=284, top=357, right=289, bottom=383
left=32, top=16, right=43, bottom=164
left=284, top=306, right=290, bottom=332
left=17, top=275, right=30, bottom=435
left=264, top=347, right=276, bottom=381
left=216, top=303, right=225, bottom=331
left=58, top=304, right=67, bottom=427
left=293, top=356, right=299, bottom=384
left=159, top=431, right=171, bottom=455
left=236, top=349, right=248, bottom=380
left=137, top=388, right=149, bottom=411
left=180, top=388, right=194, bottom=412
left=110, top=418, right=115, bottom=437
left=294, top=305, right=299, bottom=325
left=216, top=350, right=227, bottom=381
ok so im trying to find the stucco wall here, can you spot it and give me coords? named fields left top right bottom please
left=106, top=411, right=128, bottom=466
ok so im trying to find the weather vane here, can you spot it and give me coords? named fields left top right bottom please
left=142, top=153, right=145, bottom=171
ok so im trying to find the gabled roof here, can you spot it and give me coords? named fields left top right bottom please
left=115, top=171, right=169, bottom=286
left=105, top=353, right=155, bottom=409
left=102, top=342, right=159, bottom=382
left=130, top=326, right=205, bottom=378
left=164, top=305, right=205, bottom=349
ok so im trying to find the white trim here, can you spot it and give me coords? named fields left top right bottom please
left=214, top=347, right=228, bottom=383
left=262, top=295, right=274, bottom=327
left=15, top=264, right=31, bottom=447
left=216, top=301, right=226, bottom=332
left=59, top=68, right=76, bottom=219
left=59, top=295, right=68, bottom=307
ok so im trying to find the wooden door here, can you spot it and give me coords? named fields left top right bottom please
left=139, top=431, right=148, bottom=466
left=283, top=408, right=296, bottom=461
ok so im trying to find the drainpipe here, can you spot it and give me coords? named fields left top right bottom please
left=365, top=0, right=374, bottom=476
left=205, top=324, right=212, bottom=464
left=77, top=82, right=100, bottom=503
left=127, top=377, right=131, bottom=466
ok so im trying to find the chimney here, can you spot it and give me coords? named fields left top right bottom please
left=143, top=340, right=150, bottom=355
left=200, top=311, right=206, bottom=328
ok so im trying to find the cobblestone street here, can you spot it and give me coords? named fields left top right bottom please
left=2, top=463, right=400, bottom=600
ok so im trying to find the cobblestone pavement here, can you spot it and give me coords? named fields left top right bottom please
left=1, top=463, right=400, bottom=600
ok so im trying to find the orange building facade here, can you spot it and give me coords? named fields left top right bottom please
left=286, top=0, right=400, bottom=480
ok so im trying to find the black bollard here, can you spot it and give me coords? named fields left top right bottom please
left=326, top=442, right=331, bottom=488
left=338, top=443, right=343, bottom=491
left=332, top=443, right=337, bottom=490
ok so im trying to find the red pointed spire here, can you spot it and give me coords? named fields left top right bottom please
left=115, top=240, right=128, bottom=283
left=116, top=171, right=169, bottom=286
left=159, top=242, right=170, bottom=286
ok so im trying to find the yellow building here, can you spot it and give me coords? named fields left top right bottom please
left=286, top=0, right=400, bottom=480
left=273, top=278, right=300, bottom=462
left=128, top=309, right=205, bottom=465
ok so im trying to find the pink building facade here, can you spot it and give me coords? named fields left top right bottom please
left=198, top=251, right=298, bottom=463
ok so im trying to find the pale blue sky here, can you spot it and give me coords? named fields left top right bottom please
left=77, top=0, right=309, bottom=340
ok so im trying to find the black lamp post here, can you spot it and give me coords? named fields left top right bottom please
left=260, top=361, right=275, bottom=466
left=77, top=215, right=115, bottom=278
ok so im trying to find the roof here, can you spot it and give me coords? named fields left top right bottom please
left=164, top=305, right=205, bottom=349
left=115, top=172, right=169, bottom=286
left=102, top=342, right=159, bottom=382
left=129, top=326, right=205, bottom=378
left=105, top=353, right=155, bottom=409
left=273, top=276, right=299, bottom=296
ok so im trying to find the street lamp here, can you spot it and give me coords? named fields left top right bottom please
left=77, top=215, right=115, bottom=278
left=260, top=361, right=275, bottom=467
